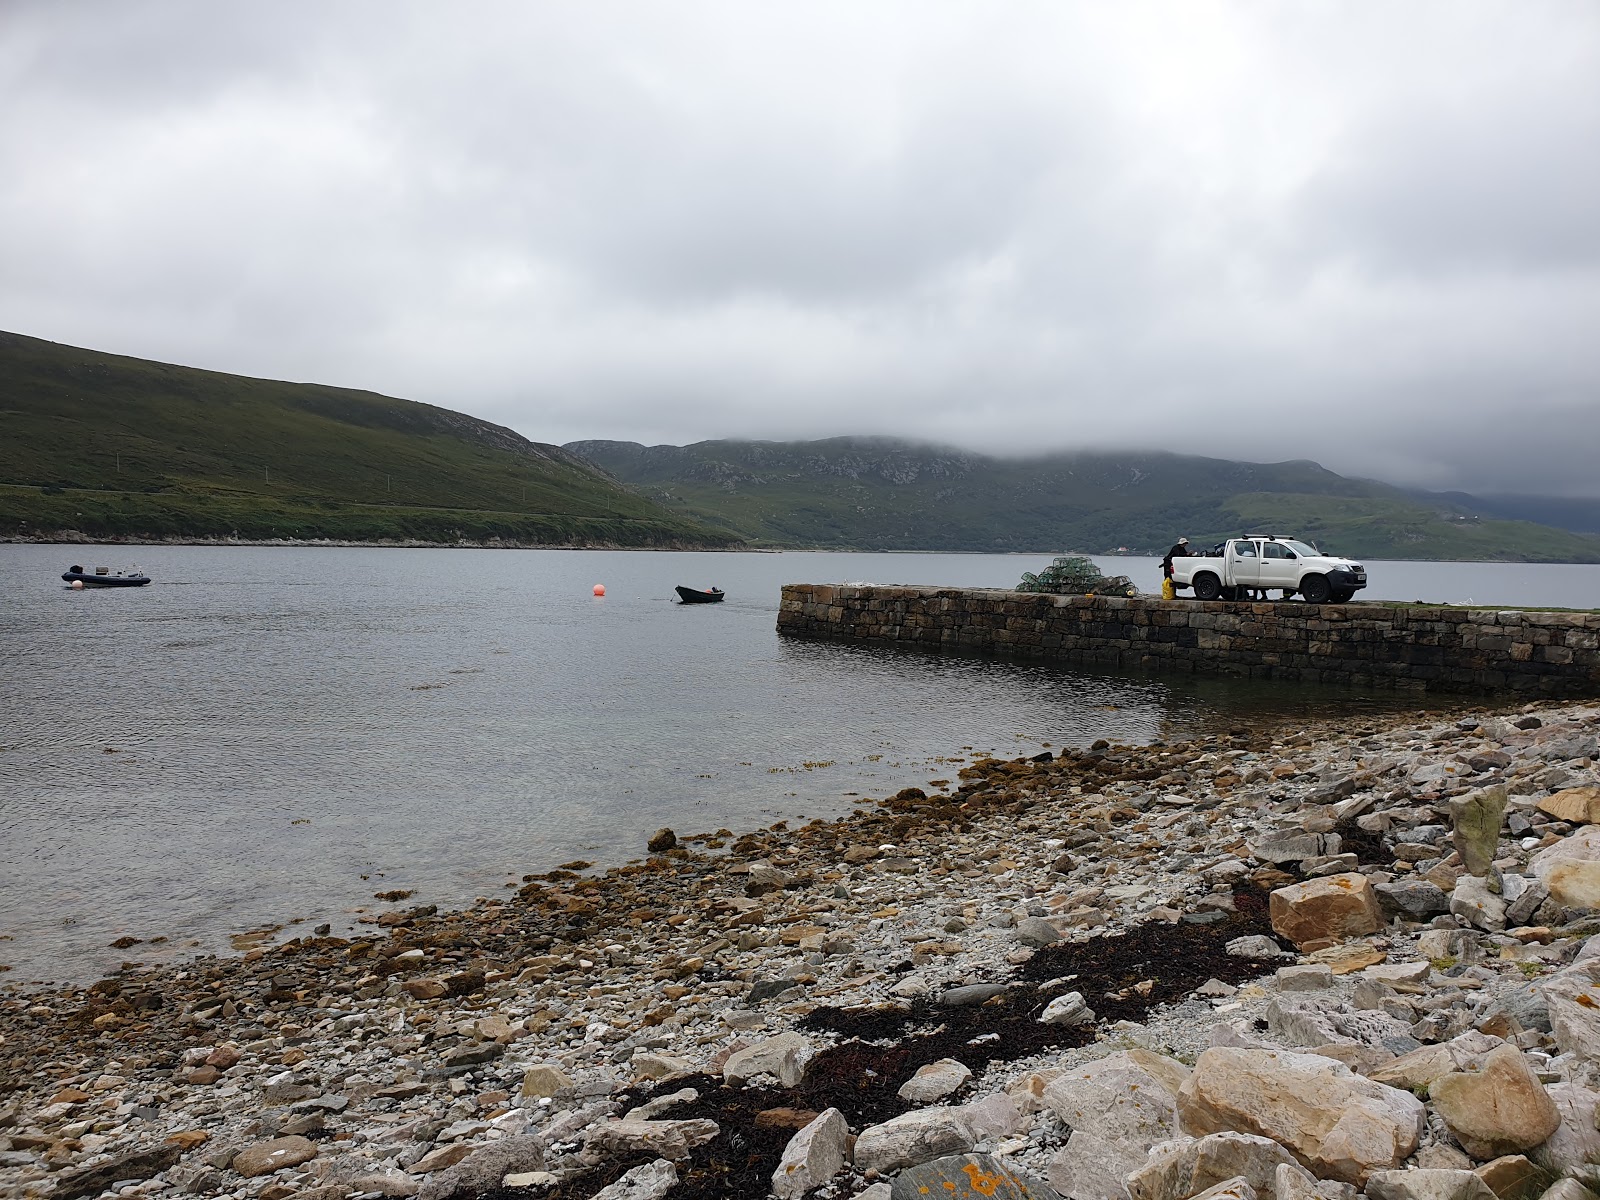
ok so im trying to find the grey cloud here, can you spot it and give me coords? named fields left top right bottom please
left=1, top=1, right=1597, bottom=498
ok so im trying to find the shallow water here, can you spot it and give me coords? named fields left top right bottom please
left=2, top=544, right=1589, bottom=982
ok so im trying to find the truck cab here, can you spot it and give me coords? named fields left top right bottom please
left=1170, top=536, right=1366, bottom=603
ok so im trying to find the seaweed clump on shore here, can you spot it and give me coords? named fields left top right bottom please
left=545, top=892, right=1293, bottom=1200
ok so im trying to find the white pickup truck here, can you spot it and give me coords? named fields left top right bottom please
left=1170, top=536, right=1367, bottom=603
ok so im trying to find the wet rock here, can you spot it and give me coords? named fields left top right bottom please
left=899, top=1058, right=973, bottom=1103
left=232, top=1135, right=318, bottom=1178
left=594, top=1159, right=678, bottom=1200
left=647, top=828, right=677, bottom=852
left=891, top=1153, right=1063, bottom=1199
left=1430, top=1045, right=1561, bottom=1159
left=772, top=1107, right=849, bottom=1200
left=1177, top=1048, right=1424, bottom=1185
left=854, top=1107, right=979, bottom=1175
left=723, top=1031, right=814, bottom=1087
left=1365, top=1170, right=1497, bottom=1200
left=1269, top=875, right=1382, bottom=951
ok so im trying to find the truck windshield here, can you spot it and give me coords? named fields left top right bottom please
left=1279, top=540, right=1319, bottom=556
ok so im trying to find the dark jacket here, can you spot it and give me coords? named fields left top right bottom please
left=1161, top=543, right=1189, bottom=578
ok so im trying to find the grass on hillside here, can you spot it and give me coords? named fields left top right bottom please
left=0, top=331, right=737, bottom=547
left=0, top=484, right=720, bottom=547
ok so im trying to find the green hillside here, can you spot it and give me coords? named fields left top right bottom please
left=0, top=332, right=737, bottom=548
left=565, top=437, right=1600, bottom=562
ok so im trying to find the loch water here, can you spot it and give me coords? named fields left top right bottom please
left=2, top=543, right=1595, bottom=983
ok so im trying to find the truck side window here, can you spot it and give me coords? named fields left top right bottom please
left=1232, top=540, right=1257, bottom=557
left=1264, top=543, right=1293, bottom=559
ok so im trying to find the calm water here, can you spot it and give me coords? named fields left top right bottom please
left=2, top=544, right=1594, bottom=983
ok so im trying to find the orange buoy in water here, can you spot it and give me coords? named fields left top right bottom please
left=71, top=579, right=85, bottom=590
left=592, top=583, right=605, bottom=596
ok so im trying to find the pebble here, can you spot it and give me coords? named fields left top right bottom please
left=3, top=700, right=1600, bottom=1200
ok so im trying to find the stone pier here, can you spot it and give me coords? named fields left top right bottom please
left=777, top=584, right=1600, bottom=696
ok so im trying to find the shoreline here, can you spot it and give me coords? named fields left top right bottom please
left=6, top=695, right=1600, bottom=1198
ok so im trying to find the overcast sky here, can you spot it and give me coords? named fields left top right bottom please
left=3, top=2, right=1598, bottom=496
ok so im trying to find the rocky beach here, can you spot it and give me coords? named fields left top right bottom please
left=5, top=699, right=1600, bottom=1200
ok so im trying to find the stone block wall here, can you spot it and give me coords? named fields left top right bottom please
left=776, top=585, right=1600, bottom=696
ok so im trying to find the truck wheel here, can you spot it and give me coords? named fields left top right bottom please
left=1300, top=574, right=1331, bottom=603
left=1193, top=573, right=1221, bottom=601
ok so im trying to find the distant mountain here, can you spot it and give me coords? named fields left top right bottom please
left=0, top=331, right=737, bottom=548
left=565, top=437, right=1600, bottom=562
left=1415, top=491, right=1600, bottom=535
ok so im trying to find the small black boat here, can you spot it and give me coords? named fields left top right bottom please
left=675, top=585, right=724, bottom=604
left=63, top=564, right=151, bottom=588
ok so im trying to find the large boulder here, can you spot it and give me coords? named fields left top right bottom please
left=1529, top=1083, right=1600, bottom=1187
left=1177, top=1048, right=1424, bottom=1185
left=889, top=1153, right=1063, bottom=1199
left=1450, top=876, right=1508, bottom=933
left=855, top=1108, right=979, bottom=1175
left=1429, top=1045, right=1561, bottom=1160
left=1369, top=1034, right=1501, bottom=1093
left=899, top=1059, right=973, bottom=1103
left=1530, top=828, right=1600, bottom=911
left=582, top=1120, right=718, bottom=1162
left=1451, top=786, right=1508, bottom=878
left=1538, top=961, right=1600, bottom=1066
left=1269, top=876, right=1382, bottom=951
left=1043, top=1052, right=1184, bottom=1200
left=772, top=1108, right=849, bottom=1200
left=1127, top=1133, right=1306, bottom=1200
left=1365, top=1170, right=1496, bottom=1200
left=418, top=1138, right=552, bottom=1200
left=232, top=1136, right=318, bottom=1178
left=723, top=1032, right=814, bottom=1087
left=1536, top=788, right=1600, bottom=826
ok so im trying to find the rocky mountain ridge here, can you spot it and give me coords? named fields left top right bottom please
left=565, top=438, right=1600, bottom=562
